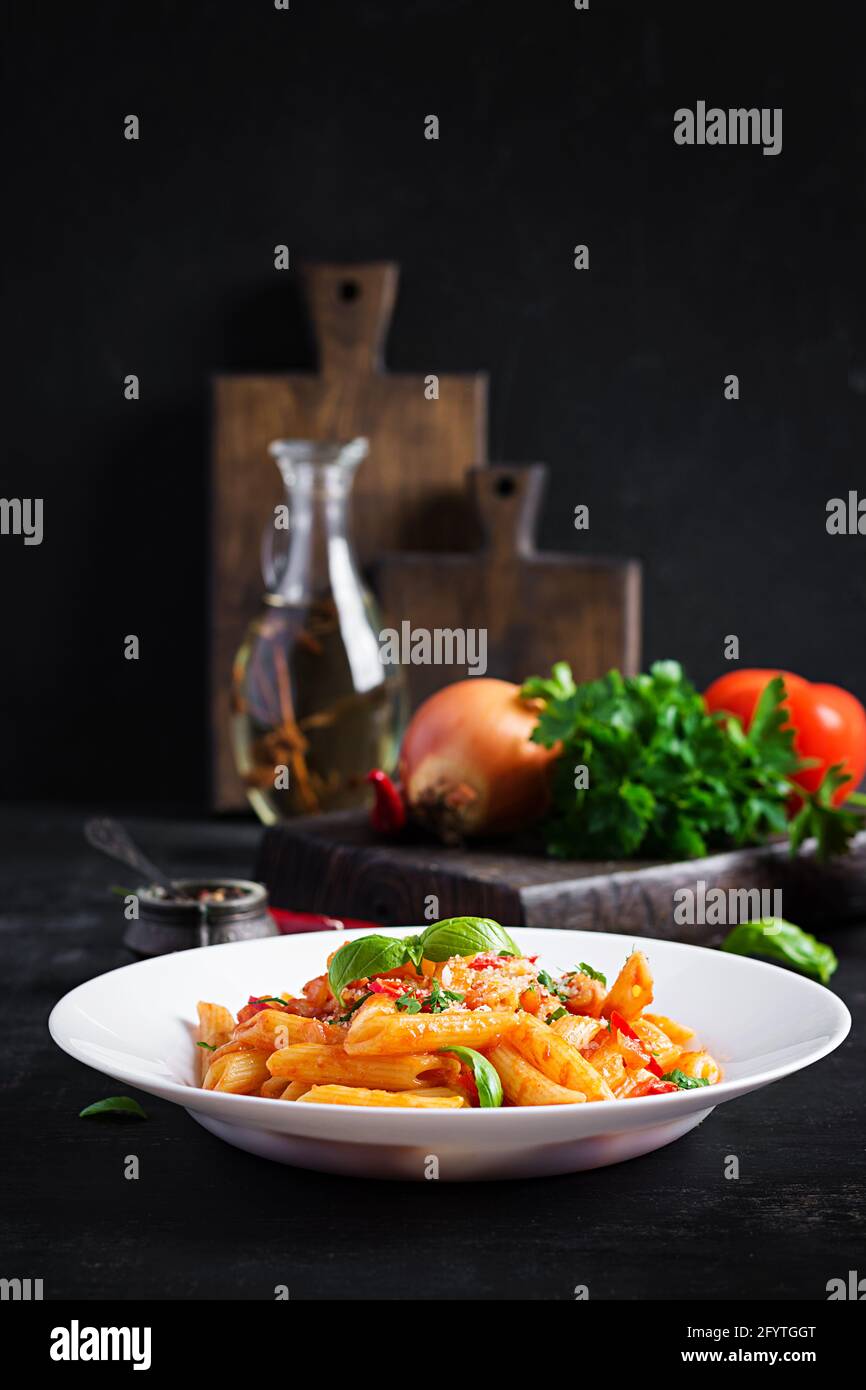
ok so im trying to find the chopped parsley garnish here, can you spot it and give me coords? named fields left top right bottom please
left=661, top=1068, right=711, bottom=1090
left=578, top=962, right=607, bottom=986
left=396, top=994, right=423, bottom=1014
left=196, top=1041, right=217, bottom=1052
left=427, top=980, right=465, bottom=1013
left=546, top=1006, right=568, bottom=1024
left=331, top=991, right=374, bottom=1024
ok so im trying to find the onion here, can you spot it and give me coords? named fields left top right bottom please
left=398, top=678, right=558, bottom=841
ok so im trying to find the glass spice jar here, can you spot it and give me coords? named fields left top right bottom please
left=123, top=879, right=277, bottom=955
left=231, top=438, right=406, bottom=824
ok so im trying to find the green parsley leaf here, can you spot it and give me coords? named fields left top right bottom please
left=395, top=994, right=422, bottom=1014
left=546, top=1006, right=568, bottom=1024
left=427, top=980, right=464, bottom=1013
left=661, top=1069, right=711, bottom=1090
left=578, top=961, right=607, bottom=986
left=521, top=663, right=865, bottom=861
left=196, top=1041, right=217, bottom=1052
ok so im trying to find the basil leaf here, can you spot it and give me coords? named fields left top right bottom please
left=327, top=934, right=414, bottom=1003
left=661, top=1069, right=710, bottom=1091
left=402, top=934, right=425, bottom=969
left=419, top=917, right=520, bottom=962
left=79, top=1096, right=148, bottom=1120
left=721, top=918, right=838, bottom=985
left=438, top=1046, right=503, bottom=1108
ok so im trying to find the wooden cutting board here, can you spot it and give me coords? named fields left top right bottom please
left=210, top=262, right=488, bottom=809
left=256, top=813, right=866, bottom=941
left=375, top=463, right=641, bottom=709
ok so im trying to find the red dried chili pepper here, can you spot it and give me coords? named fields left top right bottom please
left=366, top=769, right=407, bottom=833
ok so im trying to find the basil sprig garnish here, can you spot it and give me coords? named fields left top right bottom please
left=439, top=1046, right=503, bottom=1108
left=661, top=1069, right=711, bottom=1091
left=327, top=918, right=520, bottom=1003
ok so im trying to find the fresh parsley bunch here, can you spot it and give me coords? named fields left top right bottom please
left=521, top=661, right=864, bottom=861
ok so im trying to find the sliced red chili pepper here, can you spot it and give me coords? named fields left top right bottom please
left=610, top=1009, right=663, bottom=1075
left=366, top=769, right=407, bottom=833
left=468, top=952, right=515, bottom=970
left=609, top=1009, right=639, bottom=1040
left=367, top=978, right=404, bottom=997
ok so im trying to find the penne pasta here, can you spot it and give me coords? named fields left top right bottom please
left=511, top=1015, right=614, bottom=1101
left=675, top=1050, right=722, bottom=1084
left=297, top=1085, right=468, bottom=1108
left=601, top=951, right=654, bottom=1021
left=280, top=1081, right=312, bottom=1101
left=203, top=1049, right=271, bottom=1095
left=487, top=1043, right=586, bottom=1105
left=266, top=1044, right=460, bottom=1091
left=644, top=1013, right=695, bottom=1047
left=197, top=1001, right=234, bottom=1081
left=550, top=1013, right=604, bottom=1052
left=345, top=997, right=517, bottom=1056
left=193, top=925, right=720, bottom=1108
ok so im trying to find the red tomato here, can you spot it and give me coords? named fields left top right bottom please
left=704, top=669, right=866, bottom=804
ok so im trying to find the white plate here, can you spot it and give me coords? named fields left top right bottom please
left=48, top=928, right=851, bottom=1181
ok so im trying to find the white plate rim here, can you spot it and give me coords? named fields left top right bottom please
left=48, top=927, right=852, bottom=1136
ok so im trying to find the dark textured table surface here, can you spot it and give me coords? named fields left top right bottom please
left=3, top=806, right=863, bottom=1301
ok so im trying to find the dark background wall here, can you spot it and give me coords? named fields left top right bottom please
left=3, top=0, right=864, bottom=804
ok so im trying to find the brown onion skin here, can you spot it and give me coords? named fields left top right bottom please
left=399, top=678, right=559, bottom=840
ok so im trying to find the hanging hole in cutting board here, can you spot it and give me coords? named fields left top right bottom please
left=339, top=279, right=361, bottom=302
left=494, top=475, right=516, bottom=497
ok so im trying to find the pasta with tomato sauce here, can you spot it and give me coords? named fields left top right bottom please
left=196, top=930, right=721, bottom=1108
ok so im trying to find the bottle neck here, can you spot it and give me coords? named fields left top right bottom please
left=269, top=461, right=359, bottom=605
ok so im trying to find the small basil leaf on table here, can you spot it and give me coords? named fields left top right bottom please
left=721, top=918, right=838, bottom=985
left=327, top=934, right=415, bottom=1003
left=438, top=1046, right=504, bottom=1108
left=661, top=1069, right=710, bottom=1090
left=79, top=1096, right=148, bottom=1120
left=419, top=917, right=520, bottom=962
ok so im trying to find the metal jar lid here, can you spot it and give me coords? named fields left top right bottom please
left=123, top=878, right=277, bottom=956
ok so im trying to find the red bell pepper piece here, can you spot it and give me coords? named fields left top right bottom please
left=366, top=769, right=407, bottom=833
left=628, top=1077, right=679, bottom=1098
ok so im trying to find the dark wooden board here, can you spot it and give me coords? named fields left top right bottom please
left=210, top=262, right=488, bottom=810
left=256, top=811, right=866, bottom=941
left=375, top=464, right=641, bottom=709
